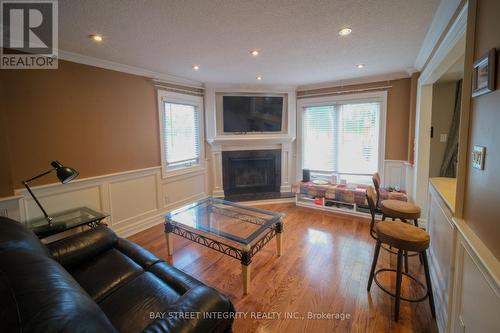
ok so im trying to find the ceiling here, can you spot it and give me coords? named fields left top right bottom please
left=58, top=0, right=440, bottom=86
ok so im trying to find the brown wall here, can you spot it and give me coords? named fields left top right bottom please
left=430, top=81, right=458, bottom=177
left=463, top=0, right=500, bottom=259
left=297, top=78, right=412, bottom=161
left=0, top=60, right=161, bottom=192
left=0, top=79, right=14, bottom=197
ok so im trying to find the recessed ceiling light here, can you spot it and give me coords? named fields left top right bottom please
left=251, top=50, right=260, bottom=56
left=356, top=63, right=365, bottom=69
left=256, top=76, right=263, bottom=80
left=89, top=34, right=103, bottom=42
left=192, top=65, right=200, bottom=70
left=338, top=27, right=352, bottom=36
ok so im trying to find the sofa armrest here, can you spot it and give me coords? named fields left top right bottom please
left=143, top=286, right=235, bottom=333
left=47, top=226, right=118, bottom=268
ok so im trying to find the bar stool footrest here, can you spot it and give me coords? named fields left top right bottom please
left=374, top=268, right=428, bottom=303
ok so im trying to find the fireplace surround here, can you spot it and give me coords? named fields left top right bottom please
left=222, top=150, right=281, bottom=195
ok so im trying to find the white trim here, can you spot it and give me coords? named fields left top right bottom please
left=236, top=197, right=296, bottom=206
left=296, top=90, right=388, bottom=184
left=415, top=0, right=464, bottom=70
left=413, top=3, right=467, bottom=216
left=4, top=166, right=208, bottom=238
left=15, top=166, right=161, bottom=193
left=453, top=218, right=500, bottom=290
left=58, top=50, right=203, bottom=88
left=157, top=90, right=206, bottom=179
left=296, top=71, right=410, bottom=91
left=449, top=219, right=500, bottom=333
left=207, top=134, right=295, bottom=146
left=204, top=82, right=296, bottom=93
left=427, top=180, right=500, bottom=333
left=0, top=195, right=23, bottom=203
left=418, top=5, right=468, bottom=84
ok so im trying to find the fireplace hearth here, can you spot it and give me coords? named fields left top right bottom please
left=222, top=150, right=281, bottom=195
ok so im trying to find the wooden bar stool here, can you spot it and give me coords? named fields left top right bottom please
left=366, top=186, right=416, bottom=273
left=372, top=173, right=421, bottom=227
left=367, top=221, right=436, bottom=322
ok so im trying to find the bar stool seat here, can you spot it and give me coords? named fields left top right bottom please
left=376, top=221, right=429, bottom=252
left=381, top=200, right=421, bottom=220
left=367, top=221, right=435, bottom=322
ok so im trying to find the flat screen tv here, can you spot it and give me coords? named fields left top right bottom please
left=223, top=96, right=283, bottom=133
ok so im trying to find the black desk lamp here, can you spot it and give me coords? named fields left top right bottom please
left=23, top=161, right=79, bottom=226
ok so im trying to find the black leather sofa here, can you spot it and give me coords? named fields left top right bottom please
left=0, top=217, right=235, bottom=332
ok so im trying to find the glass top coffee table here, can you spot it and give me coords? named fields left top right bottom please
left=164, top=197, right=284, bottom=294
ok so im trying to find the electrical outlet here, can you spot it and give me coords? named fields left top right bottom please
left=472, top=146, right=486, bottom=170
left=440, top=134, right=447, bottom=142
left=0, top=208, right=8, bottom=217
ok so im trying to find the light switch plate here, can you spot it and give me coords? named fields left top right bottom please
left=472, top=146, right=486, bottom=170
left=440, top=134, right=447, bottom=142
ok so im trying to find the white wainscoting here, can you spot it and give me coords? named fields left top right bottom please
left=427, top=184, right=457, bottom=332
left=0, top=166, right=207, bottom=238
left=428, top=182, right=500, bottom=333
left=405, top=162, right=415, bottom=202
left=450, top=233, right=500, bottom=333
left=383, top=160, right=407, bottom=191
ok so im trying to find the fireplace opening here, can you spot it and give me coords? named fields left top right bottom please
left=222, top=150, right=281, bottom=196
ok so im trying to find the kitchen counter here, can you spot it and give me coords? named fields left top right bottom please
left=429, top=177, right=457, bottom=213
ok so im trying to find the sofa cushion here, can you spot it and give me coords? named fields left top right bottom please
left=99, top=271, right=183, bottom=332
left=0, top=217, right=50, bottom=256
left=0, top=251, right=117, bottom=333
left=149, top=261, right=204, bottom=294
left=48, top=225, right=118, bottom=268
left=69, top=248, right=144, bottom=302
left=116, top=238, right=163, bottom=269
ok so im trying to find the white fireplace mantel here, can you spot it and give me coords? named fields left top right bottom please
left=207, top=134, right=296, bottom=146
left=207, top=135, right=296, bottom=197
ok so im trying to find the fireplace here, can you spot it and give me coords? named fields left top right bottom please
left=222, top=150, right=281, bottom=195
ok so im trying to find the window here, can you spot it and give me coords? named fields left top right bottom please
left=158, top=91, right=204, bottom=176
left=300, top=93, right=385, bottom=184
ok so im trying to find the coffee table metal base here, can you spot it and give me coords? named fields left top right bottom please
left=164, top=219, right=283, bottom=294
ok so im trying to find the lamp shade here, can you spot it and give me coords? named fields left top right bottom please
left=51, top=161, right=79, bottom=184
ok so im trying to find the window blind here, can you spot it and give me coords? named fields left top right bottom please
left=302, top=101, right=380, bottom=178
left=302, top=105, right=338, bottom=172
left=338, top=102, right=380, bottom=174
left=163, top=102, right=200, bottom=168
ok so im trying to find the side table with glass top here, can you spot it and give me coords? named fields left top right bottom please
left=26, top=207, right=109, bottom=239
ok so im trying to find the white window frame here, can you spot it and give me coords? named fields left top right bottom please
left=296, top=90, right=387, bottom=183
left=157, top=90, right=205, bottom=179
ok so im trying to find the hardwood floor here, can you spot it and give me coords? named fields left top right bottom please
left=129, top=203, right=438, bottom=333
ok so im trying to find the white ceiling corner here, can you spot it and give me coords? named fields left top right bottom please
left=58, top=0, right=440, bottom=86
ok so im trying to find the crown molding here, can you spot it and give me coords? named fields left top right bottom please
left=204, top=82, right=297, bottom=93
left=415, top=0, right=464, bottom=71
left=58, top=50, right=203, bottom=88
left=296, top=71, right=409, bottom=91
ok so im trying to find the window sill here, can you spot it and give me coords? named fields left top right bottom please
left=162, top=164, right=206, bottom=180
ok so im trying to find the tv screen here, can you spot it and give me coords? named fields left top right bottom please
left=223, top=96, right=283, bottom=132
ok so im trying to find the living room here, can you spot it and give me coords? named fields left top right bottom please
left=1, top=0, right=499, bottom=332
